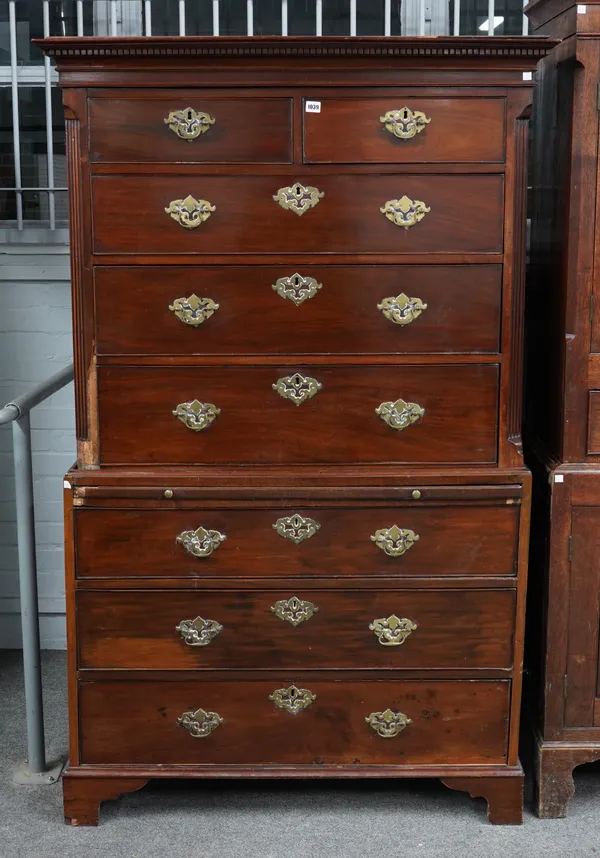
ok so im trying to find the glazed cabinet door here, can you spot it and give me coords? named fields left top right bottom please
left=565, top=507, right=600, bottom=726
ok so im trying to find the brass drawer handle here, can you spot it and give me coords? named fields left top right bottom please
left=273, top=373, right=322, bottom=406
left=165, top=107, right=216, bottom=143
left=370, top=525, right=419, bottom=557
left=273, top=182, right=324, bottom=216
left=380, top=107, right=431, bottom=140
left=177, top=707, right=223, bottom=738
left=366, top=709, right=412, bottom=738
left=381, top=196, right=430, bottom=230
left=165, top=195, right=216, bottom=229
left=272, top=513, right=321, bottom=544
left=376, top=398, right=424, bottom=431
left=271, top=596, right=319, bottom=626
left=378, top=293, right=427, bottom=326
left=272, top=273, right=322, bottom=305
left=165, top=107, right=216, bottom=140
left=173, top=399, right=221, bottom=431
left=176, top=615, right=223, bottom=646
left=169, top=295, right=219, bottom=326
left=269, top=685, right=316, bottom=715
left=369, top=614, right=417, bottom=646
left=176, top=526, right=227, bottom=558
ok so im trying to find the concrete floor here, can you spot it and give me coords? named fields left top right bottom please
left=2, top=650, right=600, bottom=858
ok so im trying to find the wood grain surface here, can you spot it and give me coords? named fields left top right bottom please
left=303, top=96, right=506, bottom=164
left=76, top=587, right=516, bottom=669
left=91, top=174, right=504, bottom=255
left=94, top=264, right=502, bottom=357
left=96, top=364, right=499, bottom=466
left=78, top=678, right=511, bottom=766
left=73, top=498, right=519, bottom=579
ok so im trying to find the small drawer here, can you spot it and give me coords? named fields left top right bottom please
left=79, top=678, right=510, bottom=765
left=77, top=588, right=516, bottom=670
left=89, top=96, right=293, bottom=163
left=96, top=364, right=499, bottom=466
left=303, top=97, right=506, bottom=164
left=94, top=265, right=502, bottom=357
left=74, top=496, right=520, bottom=579
left=91, top=174, right=504, bottom=255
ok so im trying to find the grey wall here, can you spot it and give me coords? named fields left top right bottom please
left=0, top=244, right=74, bottom=649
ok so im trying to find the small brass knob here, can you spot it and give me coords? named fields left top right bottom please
left=412, top=490, right=421, bottom=500
left=164, top=489, right=174, bottom=499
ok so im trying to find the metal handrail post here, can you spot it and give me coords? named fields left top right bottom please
left=12, top=412, right=46, bottom=776
left=2, top=363, right=74, bottom=786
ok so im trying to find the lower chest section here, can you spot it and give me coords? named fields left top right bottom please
left=71, top=478, right=526, bottom=769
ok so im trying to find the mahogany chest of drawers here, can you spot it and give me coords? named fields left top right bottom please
left=525, top=0, right=600, bottom=817
left=38, top=34, right=555, bottom=826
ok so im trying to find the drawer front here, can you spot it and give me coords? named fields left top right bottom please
left=89, top=97, right=293, bottom=163
left=303, top=97, right=505, bottom=164
left=74, top=502, right=519, bottom=579
left=91, top=175, right=504, bottom=255
left=94, top=265, right=502, bottom=357
left=79, top=679, right=510, bottom=765
left=77, top=588, right=516, bottom=670
left=97, top=364, right=499, bottom=466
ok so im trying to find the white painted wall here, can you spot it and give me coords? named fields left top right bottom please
left=0, top=243, right=74, bottom=649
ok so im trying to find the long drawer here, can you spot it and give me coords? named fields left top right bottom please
left=91, top=174, right=504, bottom=255
left=89, top=96, right=293, bottom=163
left=94, top=265, right=502, bottom=357
left=73, top=498, right=519, bottom=579
left=96, top=364, right=499, bottom=466
left=77, top=588, right=516, bottom=670
left=78, top=678, right=511, bottom=765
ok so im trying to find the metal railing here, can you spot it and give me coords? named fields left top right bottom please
left=0, top=363, right=73, bottom=785
left=1, top=0, right=530, bottom=233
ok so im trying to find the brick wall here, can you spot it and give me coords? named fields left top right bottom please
left=0, top=243, right=73, bottom=649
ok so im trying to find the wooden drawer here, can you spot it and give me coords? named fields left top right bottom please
left=89, top=96, right=292, bottom=163
left=91, top=174, right=504, bottom=255
left=78, top=678, right=510, bottom=765
left=96, top=364, right=499, bottom=466
left=94, top=265, right=502, bottom=357
left=77, top=588, right=516, bottom=670
left=74, top=498, right=520, bottom=579
left=303, top=97, right=505, bottom=164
